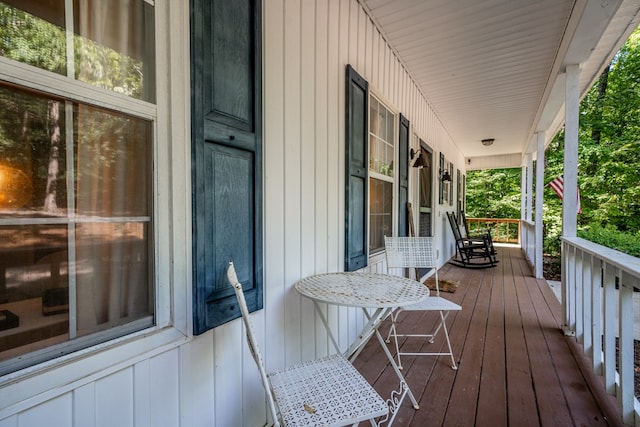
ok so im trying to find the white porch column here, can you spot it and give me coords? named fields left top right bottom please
left=563, top=64, right=580, bottom=336
left=535, top=132, right=545, bottom=278
left=525, top=153, right=533, bottom=222
left=563, top=64, right=580, bottom=237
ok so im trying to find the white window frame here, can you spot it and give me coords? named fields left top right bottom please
left=367, top=91, right=398, bottom=258
left=0, top=0, right=189, bottom=392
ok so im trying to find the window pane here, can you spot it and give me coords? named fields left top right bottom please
left=369, top=97, right=379, bottom=135
left=0, top=225, right=70, bottom=361
left=0, top=85, right=153, bottom=367
left=75, top=222, right=151, bottom=336
left=0, top=1, right=67, bottom=75
left=0, top=83, right=67, bottom=217
left=386, top=109, right=394, bottom=143
left=74, top=0, right=156, bottom=102
left=75, top=105, right=151, bottom=217
left=369, top=99, right=394, bottom=177
left=0, top=1, right=155, bottom=102
left=369, top=178, right=392, bottom=253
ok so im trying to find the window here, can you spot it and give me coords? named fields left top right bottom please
left=0, top=0, right=155, bottom=374
left=368, top=96, right=395, bottom=254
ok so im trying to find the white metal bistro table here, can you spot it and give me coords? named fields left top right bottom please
left=294, top=272, right=430, bottom=423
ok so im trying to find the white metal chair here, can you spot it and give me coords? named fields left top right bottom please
left=383, top=236, right=461, bottom=370
left=227, top=261, right=389, bottom=427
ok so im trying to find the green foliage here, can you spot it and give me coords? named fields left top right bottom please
left=541, top=27, right=640, bottom=256
left=578, top=224, right=640, bottom=257
left=0, top=5, right=66, bottom=74
left=466, top=168, right=521, bottom=219
left=0, top=4, right=147, bottom=101
left=467, top=23, right=640, bottom=258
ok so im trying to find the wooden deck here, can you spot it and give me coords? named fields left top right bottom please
left=353, top=245, right=625, bottom=427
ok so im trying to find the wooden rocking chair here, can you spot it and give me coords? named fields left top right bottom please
left=459, top=211, right=496, bottom=255
left=446, top=212, right=497, bottom=268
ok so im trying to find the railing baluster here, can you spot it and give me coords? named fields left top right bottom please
left=603, top=261, right=616, bottom=395
left=576, top=249, right=584, bottom=342
left=591, top=255, right=603, bottom=376
left=564, top=243, right=577, bottom=334
left=618, top=270, right=634, bottom=424
left=582, top=252, right=592, bottom=357
left=559, top=237, right=640, bottom=424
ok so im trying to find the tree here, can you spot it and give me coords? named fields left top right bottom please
left=466, top=168, right=521, bottom=219
left=467, top=26, right=640, bottom=257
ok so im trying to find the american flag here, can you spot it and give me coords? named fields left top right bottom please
left=548, top=175, right=581, bottom=214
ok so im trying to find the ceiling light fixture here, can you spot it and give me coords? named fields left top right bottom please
left=481, top=138, right=495, bottom=146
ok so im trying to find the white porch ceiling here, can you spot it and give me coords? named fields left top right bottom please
left=360, top=0, right=640, bottom=167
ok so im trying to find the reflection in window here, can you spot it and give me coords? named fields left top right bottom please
left=369, top=96, right=395, bottom=253
left=369, top=178, right=393, bottom=253
left=0, top=84, right=66, bottom=215
left=0, top=0, right=155, bottom=102
left=0, top=82, right=153, bottom=365
left=369, top=97, right=394, bottom=177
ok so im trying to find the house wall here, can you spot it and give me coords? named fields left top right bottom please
left=0, top=1, right=466, bottom=426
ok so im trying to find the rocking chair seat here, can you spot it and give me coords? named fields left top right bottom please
left=446, top=211, right=497, bottom=268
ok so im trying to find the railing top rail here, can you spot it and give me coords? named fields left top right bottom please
left=563, top=236, right=640, bottom=277
left=466, top=217, right=521, bottom=223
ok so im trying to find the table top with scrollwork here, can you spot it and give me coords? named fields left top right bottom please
left=294, top=272, right=429, bottom=308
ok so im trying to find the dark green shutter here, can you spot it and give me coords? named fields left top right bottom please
left=345, top=65, right=369, bottom=272
left=191, top=0, right=263, bottom=334
left=398, top=114, right=409, bottom=237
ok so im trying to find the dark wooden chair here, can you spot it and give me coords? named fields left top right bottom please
left=460, top=211, right=496, bottom=255
left=446, top=211, right=497, bottom=268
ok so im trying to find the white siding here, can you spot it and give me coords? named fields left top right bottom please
left=0, top=1, right=465, bottom=426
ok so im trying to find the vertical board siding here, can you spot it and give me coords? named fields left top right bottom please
left=3, top=350, right=186, bottom=427
left=263, top=0, right=287, bottom=385
left=283, top=0, right=303, bottom=370
left=301, top=0, right=318, bottom=362
left=20, top=395, right=72, bottom=427
left=95, top=368, right=134, bottom=427
left=1, top=1, right=465, bottom=425
left=260, top=0, right=464, bottom=391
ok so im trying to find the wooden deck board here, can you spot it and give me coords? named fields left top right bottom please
left=352, top=245, right=624, bottom=426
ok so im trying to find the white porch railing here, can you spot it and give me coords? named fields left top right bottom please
left=562, top=237, right=640, bottom=426
left=466, top=217, right=521, bottom=244
left=521, top=220, right=535, bottom=268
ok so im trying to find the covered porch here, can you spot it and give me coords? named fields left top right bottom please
left=354, top=245, right=624, bottom=426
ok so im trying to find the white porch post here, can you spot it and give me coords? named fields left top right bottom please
left=563, top=64, right=580, bottom=334
left=535, top=132, right=545, bottom=279
left=563, top=64, right=580, bottom=237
